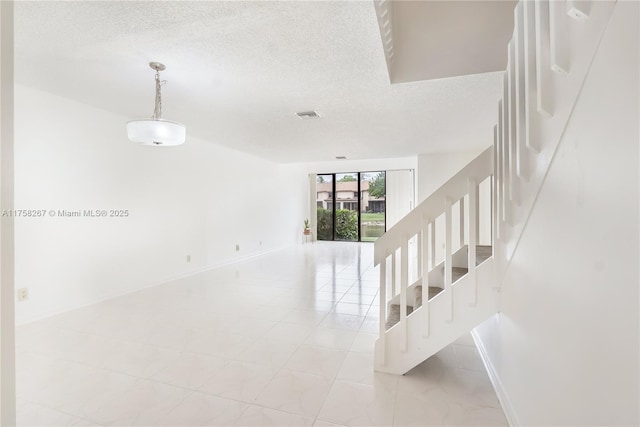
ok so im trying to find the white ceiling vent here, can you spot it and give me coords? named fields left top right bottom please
left=296, top=111, right=321, bottom=120
left=335, top=156, right=347, bottom=160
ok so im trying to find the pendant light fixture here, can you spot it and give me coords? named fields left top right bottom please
left=126, top=62, right=186, bottom=146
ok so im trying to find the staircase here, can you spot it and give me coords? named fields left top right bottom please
left=374, top=0, right=618, bottom=375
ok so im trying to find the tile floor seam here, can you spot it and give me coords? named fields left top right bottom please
left=313, top=368, right=340, bottom=424
left=179, top=378, right=266, bottom=409
left=390, top=374, right=400, bottom=427
left=18, top=400, right=99, bottom=427
left=252, top=366, right=331, bottom=420
left=238, top=401, right=317, bottom=424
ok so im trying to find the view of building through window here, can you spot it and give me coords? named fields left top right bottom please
left=360, top=172, right=386, bottom=242
left=316, top=171, right=386, bottom=242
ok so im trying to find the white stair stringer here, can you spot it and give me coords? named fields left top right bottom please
left=375, top=258, right=498, bottom=375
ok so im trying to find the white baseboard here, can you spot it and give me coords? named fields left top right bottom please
left=471, top=328, right=520, bottom=427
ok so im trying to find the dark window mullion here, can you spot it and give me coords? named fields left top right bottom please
left=332, top=175, right=336, bottom=241
left=383, top=171, right=387, bottom=233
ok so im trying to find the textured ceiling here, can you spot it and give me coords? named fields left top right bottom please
left=15, top=1, right=505, bottom=163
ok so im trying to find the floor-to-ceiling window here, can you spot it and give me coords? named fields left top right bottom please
left=334, top=173, right=359, bottom=242
left=360, top=171, right=386, bottom=242
left=316, top=171, right=386, bottom=242
left=316, top=174, right=334, bottom=241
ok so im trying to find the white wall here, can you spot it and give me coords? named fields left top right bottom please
left=0, top=2, right=17, bottom=424
left=417, top=149, right=492, bottom=263
left=14, top=85, right=306, bottom=324
left=417, top=149, right=483, bottom=203
left=386, top=169, right=414, bottom=228
left=475, top=2, right=639, bottom=425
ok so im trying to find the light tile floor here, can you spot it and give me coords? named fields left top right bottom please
left=16, top=242, right=508, bottom=426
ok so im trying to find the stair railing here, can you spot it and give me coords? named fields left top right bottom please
left=376, top=147, right=493, bottom=365
left=493, top=0, right=617, bottom=275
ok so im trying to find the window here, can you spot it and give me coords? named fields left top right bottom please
left=315, top=172, right=386, bottom=242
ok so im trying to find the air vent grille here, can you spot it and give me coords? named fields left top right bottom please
left=296, top=111, right=321, bottom=119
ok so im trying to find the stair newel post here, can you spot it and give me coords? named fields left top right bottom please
left=468, top=178, right=478, bottom=306
left=400, top=235, right=409, bottom=352
left=422, top=216, right=430, bottom=337
left=379, top=252, right=387, bottom=366
left=444, top=197, right=453, bottom=321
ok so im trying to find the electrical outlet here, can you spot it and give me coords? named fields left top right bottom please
left=186, top=255, right=191, bottom=263
left=16, top=288, right=29, bottom=302
left=235, top=244, right=240, bottom=252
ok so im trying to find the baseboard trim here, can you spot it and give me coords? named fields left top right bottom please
left=471, top=328, right=520, bottom=427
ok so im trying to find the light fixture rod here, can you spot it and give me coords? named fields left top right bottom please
left=150, top=62, right=166, bottom=120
